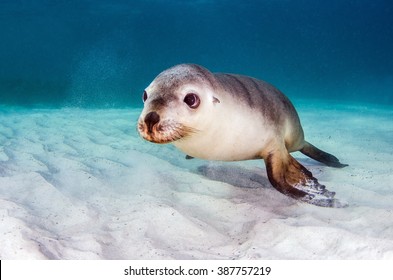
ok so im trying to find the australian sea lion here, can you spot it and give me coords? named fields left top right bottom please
left=137, top=64, right=348, bottom=207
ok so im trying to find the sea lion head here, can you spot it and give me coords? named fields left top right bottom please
left=138, top=64, right=221, bottom=144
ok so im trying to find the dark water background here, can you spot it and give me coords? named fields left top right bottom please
left=1, top=0, right=392, bottom=107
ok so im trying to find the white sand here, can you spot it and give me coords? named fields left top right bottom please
left=0, top=101, right=392, bottom=259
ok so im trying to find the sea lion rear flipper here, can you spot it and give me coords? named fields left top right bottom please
left=301, top=142, right=348, bottom=168
left=264, top=151, right=347, bottom=208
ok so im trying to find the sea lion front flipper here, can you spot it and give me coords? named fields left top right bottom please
left=264, top=151, right=347, bottom=208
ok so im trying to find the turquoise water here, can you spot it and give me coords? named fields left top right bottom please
left=1, top=1, right=393, bottom=260
left=0, top=0, right=392, bottom=107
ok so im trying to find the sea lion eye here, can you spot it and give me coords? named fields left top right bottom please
left=142, top=91, right=148, bottom=102
left=183, top=93, right=200, bottom=109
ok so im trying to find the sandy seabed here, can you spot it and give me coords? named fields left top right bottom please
left=0, top=101, right=392, bottom=259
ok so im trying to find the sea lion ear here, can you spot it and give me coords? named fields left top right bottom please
left=212, top=96, right=220, bottom=104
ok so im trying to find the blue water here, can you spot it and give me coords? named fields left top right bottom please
left=0, top=0, right=392, bottom=107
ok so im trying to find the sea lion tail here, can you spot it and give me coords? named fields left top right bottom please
left=300, top=142, right=348, bottom=168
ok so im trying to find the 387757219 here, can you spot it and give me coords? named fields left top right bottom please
left=216, top=266, right=271, bottom=276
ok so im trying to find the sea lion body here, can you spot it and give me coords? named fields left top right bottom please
left=175, top=75, right=304, bottom=161
left=138, top=64, right=348, bottom=207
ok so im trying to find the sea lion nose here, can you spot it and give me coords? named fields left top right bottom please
left=144, top=111, right=160, bottom=133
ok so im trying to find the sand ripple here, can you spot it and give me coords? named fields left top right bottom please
left=0, top=104, right=393, bottom=259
